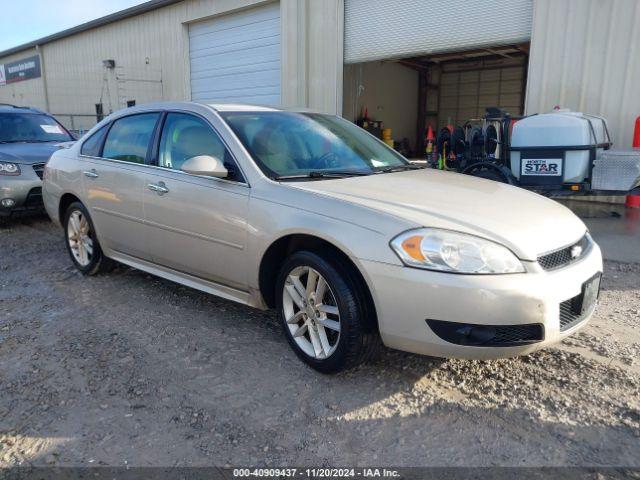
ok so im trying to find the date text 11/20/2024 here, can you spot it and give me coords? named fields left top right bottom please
left=232, top=468, right=401, bottom=478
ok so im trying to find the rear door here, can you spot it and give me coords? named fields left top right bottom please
left=143, top=112, right=249, bottom=290
left=81, top=112, right=160, bottom=260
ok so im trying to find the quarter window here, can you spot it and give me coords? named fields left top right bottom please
left=102, top=113, right=160, bottom=164
left=158, top=113, right=241, bottom=181
left=80, top=125, right=108, bottom=157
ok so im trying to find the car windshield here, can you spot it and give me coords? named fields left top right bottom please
left=220, top=111, right=410, bottom=179
left=0, top=113, right=73, bottom=143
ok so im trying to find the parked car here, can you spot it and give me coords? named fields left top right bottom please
left=42, top=102, right=603, bottom=373
left=0, top=104, right=75, bottom=225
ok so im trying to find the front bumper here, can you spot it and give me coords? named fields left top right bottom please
left=0, top=165, right=44, bottom=217
left=360, top=242, right=603, bottom=359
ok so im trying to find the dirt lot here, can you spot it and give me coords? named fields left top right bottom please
left=0, top=216, right=639, bottom=467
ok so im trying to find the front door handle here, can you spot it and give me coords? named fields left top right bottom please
left=83, top=169, right=99, bottom=179
left=147, top=182, right=169, bottom=195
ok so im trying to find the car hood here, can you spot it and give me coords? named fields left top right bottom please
left=0, top=142, right=74, bottom=165
left=288, top=169, right=587, bottom=261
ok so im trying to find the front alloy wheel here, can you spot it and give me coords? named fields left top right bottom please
left=277, top=251, right=379, bottom=373
left=283, top=266, right=341, bottom=359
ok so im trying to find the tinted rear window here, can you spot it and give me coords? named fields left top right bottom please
left=102, top=113, right=160, bottom=164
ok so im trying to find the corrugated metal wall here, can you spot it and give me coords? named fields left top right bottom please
left=526, top=0, right=640, bottom=149
left=439, top=58, right=526, bottom=126
left=344, top=0, right=532, bottom=63
left=0, top=0, right=344, bottom=131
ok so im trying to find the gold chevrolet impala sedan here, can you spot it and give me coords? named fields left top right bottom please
left=42, top=102, right=603, bottom=373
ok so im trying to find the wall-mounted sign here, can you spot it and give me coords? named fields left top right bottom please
left=0, top=55, right=41, bottom=86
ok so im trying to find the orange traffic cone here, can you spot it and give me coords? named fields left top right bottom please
left=425, top=125, right=436, bottom=163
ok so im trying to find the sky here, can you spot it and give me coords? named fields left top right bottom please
left=0, top=0, right=148, bottom=52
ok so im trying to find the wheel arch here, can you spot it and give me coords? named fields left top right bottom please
left=258, top=233, right=379, bottom=333
left=58, top=192, right=82, bottom=224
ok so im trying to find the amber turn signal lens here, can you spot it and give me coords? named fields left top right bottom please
left=401, top=235, right=426, bottom=261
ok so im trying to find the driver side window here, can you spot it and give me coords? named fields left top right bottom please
left=158, top=113, right=242, bottom=181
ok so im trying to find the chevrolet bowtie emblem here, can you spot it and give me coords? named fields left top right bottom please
left=570, top=245, right=583, bottom=259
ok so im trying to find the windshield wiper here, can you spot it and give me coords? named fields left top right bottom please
left=378, top=164, right=426, bottom=173
left=274, top=170, right=372, bottom=181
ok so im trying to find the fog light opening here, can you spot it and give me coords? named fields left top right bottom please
left=426, top=319, right=544, bottom=347
left=456, top=325, right=496, bottom=345
left=1, top=198, right=16, bottom=208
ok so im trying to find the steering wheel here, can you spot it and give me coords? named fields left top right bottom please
left=314, top=151, right=340, bottom=169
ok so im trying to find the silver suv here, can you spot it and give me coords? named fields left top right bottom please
left=0, top=104, right=74, bottom=224
left=43, top=102, right=602, bottom=373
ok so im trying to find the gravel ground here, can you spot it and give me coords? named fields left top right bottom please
left=0, top=216, right=639, bottom=467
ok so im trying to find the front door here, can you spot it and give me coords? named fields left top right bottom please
left=82, top=112, right=160, bottom=260
left=143, top=112, right=249, bottom=290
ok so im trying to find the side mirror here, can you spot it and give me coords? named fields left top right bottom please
left=181, top=155, right=228, bottom=178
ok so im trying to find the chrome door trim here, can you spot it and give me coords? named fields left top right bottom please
left=143, top=218, right=244, bottom=250
left=93, top=205, right=244, bottom=250
left=92, top=207, right=145, bottom=225
left=77, top=154, right=250, bottom=188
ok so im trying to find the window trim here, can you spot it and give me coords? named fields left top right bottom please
left=79, top=123, right=109, bottom=157
left=151, top=109, right=249, bottom=186
left=78, top=109, right=249, bottom=188
left=99, top=111, right=163, bottom=165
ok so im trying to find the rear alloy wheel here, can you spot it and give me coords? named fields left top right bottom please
left=64, top=202, right=113, bottom=275
left=277, top=251, right=379, bottom=373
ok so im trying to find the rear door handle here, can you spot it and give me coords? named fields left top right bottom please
left=83, top=169, right=99, bottom=179
left=147, top=182, right=169, bottom=195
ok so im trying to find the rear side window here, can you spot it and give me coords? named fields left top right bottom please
left=80, top=125, right=108, bottom=157
left=102, top=113, right=160, bottom=164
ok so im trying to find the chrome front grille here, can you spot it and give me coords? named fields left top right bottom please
left=538, top=234, right=591, bottom=271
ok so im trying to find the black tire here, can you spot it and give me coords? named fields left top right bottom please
left=63, top=201, right=114, bottom=275
left=470, top=167, right=508, bottom=183
left=276, top=250, right=379, bottom=374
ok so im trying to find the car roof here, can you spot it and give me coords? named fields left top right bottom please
left=207, top=103, right=282, bottom=112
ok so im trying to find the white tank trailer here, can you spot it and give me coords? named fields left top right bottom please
left=495, top=110, right=639, bottom=195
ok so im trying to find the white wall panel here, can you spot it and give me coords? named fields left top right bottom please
left=0, top=48, right=46, bottom=110
left=525, top=0, right=640, bottom=149
left=344, top=0, right=532, bottom=63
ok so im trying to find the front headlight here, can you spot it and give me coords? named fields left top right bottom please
left=390, top=228, right=525, bottom=274
left=0, top=161, right=20, bottom=176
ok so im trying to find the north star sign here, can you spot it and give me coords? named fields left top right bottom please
left=0, top=55, right=42, bottom=86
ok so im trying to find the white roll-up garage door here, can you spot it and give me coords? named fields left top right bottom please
left=189, top=2, right=281, bottom=105
left=344, top=0, right=532, bottom=64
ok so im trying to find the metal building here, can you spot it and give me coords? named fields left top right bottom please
left=0, top=0, right=637, bottom=149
